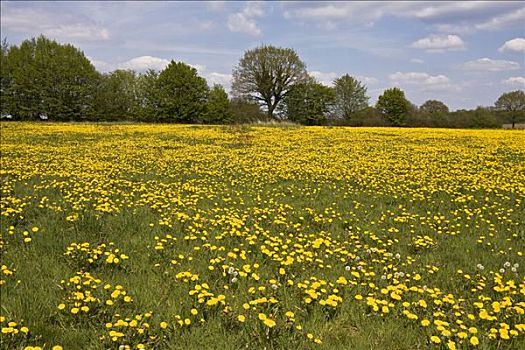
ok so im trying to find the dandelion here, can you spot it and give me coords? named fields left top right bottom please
left=470, top=336, right=479, bottom=346
left=263, top=318, right=276, bottom=328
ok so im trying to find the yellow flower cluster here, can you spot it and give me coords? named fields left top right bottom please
left=0, top=263, right=15, bottom=285
left=0, top=123, right=523, bottom=348
left=101, top=312, right=158, bottom=348
left=1, top=316, right=30, bottom=337
left=58, top=272, right=133, bottom=317
left=411, top=235, right=436, bottom=250
left=64, top=241, right=129, bottom=267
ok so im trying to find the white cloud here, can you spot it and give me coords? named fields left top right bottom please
left=434, top=8, right=525, bottom=34
left=309, top=71, right=338, bottom=86
left=1, top=4, right=110, bottom=42
left=502, top=76, right=525, bottom=86
left=499, top=38, right=525, bottom=53
left=463, top=58, right=521, bottom=72
left=207, top=72, right=233, bottom=88
left=309, top=71, right=378, bottom=87
left=187, top=63, right=206, bottom=75
left=86, top=56, right=113, bottom=72
left=227, top=2, right=265, bottom=36
left=43, top=24, right=109, bottom=41
left=242, top=2, right=265, bottom=17
left=118, top=56, right=171, bottom=71
left=228, top=14, right=261, bottom=36
left=411, top=2, right=498, bottom=20
left=474, top=8, right=525, bottom=31
left=181, top=64, right=232, bottom=91
left=356, top=75, right=379, bottom=86
left=389, top=72, right=456, bottom=91
left=411, top=34, right=465, bottom=52
left=410, top=58, right=424, bottom=64
left=283, top=2, right=522, bottom=33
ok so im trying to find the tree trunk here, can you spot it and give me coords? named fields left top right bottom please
left=267, top=102, right=275, bottom=120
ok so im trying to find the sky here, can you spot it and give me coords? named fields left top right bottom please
left=1, top=1, right=524, bottom=111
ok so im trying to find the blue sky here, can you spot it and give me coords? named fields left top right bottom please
left=1, top=1, right=524, bottom=110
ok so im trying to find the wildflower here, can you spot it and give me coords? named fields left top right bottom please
left=430, top=336, right=441, bottom=343
left=470, top=336, right=479, bottom=346
left=263, top=318, right=276, bottom=327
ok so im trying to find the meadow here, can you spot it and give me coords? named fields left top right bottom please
left=0, top=123, right=524, bottom=350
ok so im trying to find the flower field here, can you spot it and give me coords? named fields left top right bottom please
left=1, top=123, right=524, bottom=350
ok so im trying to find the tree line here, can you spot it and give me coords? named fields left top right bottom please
left=1, top=36, right=524, bottom=127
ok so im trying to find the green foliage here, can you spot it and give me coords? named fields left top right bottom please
left=156, top=61, right=209, bottom=123
left=228, top=97, right=268, bottom=124
left=0, top=34, right=522, bottom=128
left=470, top=106, right=500, bottom=128
left=2, top=36, right=100, bottom=120
left=135, top=69, right=160, bottom=122
left=376, top=88, right=410, bottom=126
left=202, top=84, right=232, bottom=124
left=0, top=38, right=11, bottom=116
left=95, top=70, right=139, bottom=121
left=333, top=75, right=369, bottom=119
left=419, top=100, right=449, bottom=114
left=232, top=45, right=309, bottom=119
left=495, top=90, right=525, bottom=128
left=282, top=79, right=335, bottom=125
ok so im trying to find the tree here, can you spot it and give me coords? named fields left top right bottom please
left=420, top=100, right=449, bottom=114
left=228, top=97, right=267, bottom=123
left=202, top=84, right=232, bottom=124
left=376, top=87, right=410, bottom=126
left=156, top=61, right=209, bottom=123
left=282, top=78, right=335, bottom=125
left=0, top=38, right=12, bottom=116
left=95, top=69, right=139, bottom=121
left=232, top=45, right=309, bottom=119
left=495, top=90, right=525, bottom=128
left=333, top=74, right=369, bottom=119
left=2, top=35, right=100, bottom=120
left=135, top=69, right=160, bottom=122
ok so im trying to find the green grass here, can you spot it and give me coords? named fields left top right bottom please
left=0, top=123, right=524, bottom=350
